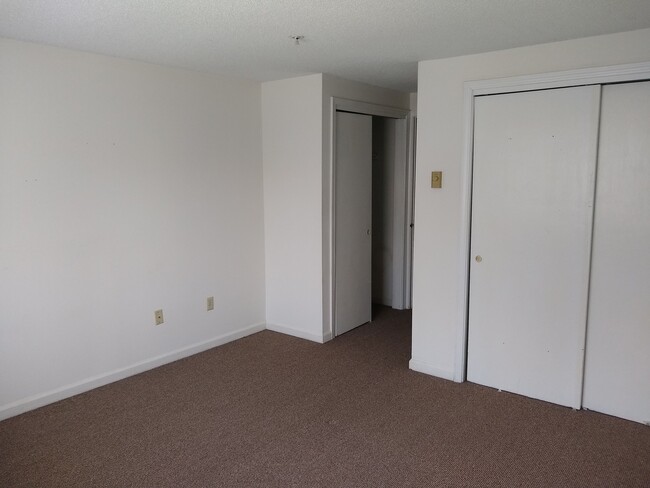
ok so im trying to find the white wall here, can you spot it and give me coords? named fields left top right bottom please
left=261, top=75, right=325, bottom=342
left=409, top=93, right=418, bottom=115
left=0, top=39, right=266, bottom=419
left=321, top=75, right=410, bottom=337
left=411, top=28, right=650, bottom=379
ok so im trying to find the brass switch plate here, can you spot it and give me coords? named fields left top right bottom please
left=431, top=171, right=442, bottom=188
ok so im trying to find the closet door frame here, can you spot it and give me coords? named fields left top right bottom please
left=454, top=61, right=650, bottom=383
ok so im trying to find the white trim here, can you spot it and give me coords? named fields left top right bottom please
left=404, top=115, right=417, bottom=310
left=328, top=96, right=337, bottom=339
left=470, top=62, right=650, bottom=96
left=0, top=322, right=266, bottom=421
left=391, top=117, right=410, bottom=310
left=332, top=97, right=410, bottom=119
left=455, top=82, right=476, bottom=383
left=329, top=97, right=411, bottom=337
left=409, top=359, right=455, bottom=381
left=455, top=60, right=650, bottom=384
left=266, top=323, right=330, bottom=344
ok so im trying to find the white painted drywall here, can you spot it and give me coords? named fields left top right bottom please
left=409, top=93, right=418, bottom=116
left=322, top=75, right=410, bottom=337
left=261, top=74, right=325, bottom=342
left=411, top=28, right=650, bottom=379
left=0, top=39, right=266, bottom=419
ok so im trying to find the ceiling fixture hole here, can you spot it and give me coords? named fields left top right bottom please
left=289, top=35, right=305, bottom=45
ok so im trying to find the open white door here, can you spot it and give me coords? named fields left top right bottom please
left=467, top=86, right=600, bottom=408
left=335, top=111, right=372, bottom=336
left=582, top=81, right=650, bottom=424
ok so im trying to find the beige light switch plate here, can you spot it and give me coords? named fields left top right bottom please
left=431, top=171, right=442, bottom=188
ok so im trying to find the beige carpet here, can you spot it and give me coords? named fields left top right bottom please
left=1, top=307, right=649, bottom=487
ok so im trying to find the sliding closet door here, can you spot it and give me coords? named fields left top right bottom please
left=335, top=111, right=373, bottom=336
left=582, top=81, right=650, bottom=424
left=468, top=86, right=601, bottom=408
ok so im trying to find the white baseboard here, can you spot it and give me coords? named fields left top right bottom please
left=266, top=323, right=328, bottom=344
left=409, top=359, right=456, bottom=381
left=0, top=322, right=266, bottom=421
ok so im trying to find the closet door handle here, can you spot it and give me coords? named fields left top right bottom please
left=475, top=255, right=483, bottom=263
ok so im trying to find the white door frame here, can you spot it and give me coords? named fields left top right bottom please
left=405, top=115, right=417, bottom=309
left=329, top=97, right=411, bottom=338
left=455, top=61, right=650, bottom=382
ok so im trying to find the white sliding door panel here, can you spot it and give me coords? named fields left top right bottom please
left=468, top=86, right=601, bottom=408
left=335, top=112, right=373, bottom=336
left=583, top=81, right=650, bottom=424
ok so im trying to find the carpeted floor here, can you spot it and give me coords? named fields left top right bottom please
left=1, top=307, right=649, bottom=487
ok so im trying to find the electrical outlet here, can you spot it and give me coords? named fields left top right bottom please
left=207, top=296, right=214, bottom=311
left=154, top=309, right=164, bottom=325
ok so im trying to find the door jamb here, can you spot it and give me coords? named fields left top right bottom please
left=329, top=98, right=411, bottom=338
left=455, top=61, right=650, bottom=383
left=405, top=114, right=417, bottom=309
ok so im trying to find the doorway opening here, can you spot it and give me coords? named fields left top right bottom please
left=371, top=116, right=399, bottom=316
left=329, top=99, right=414, bottom=338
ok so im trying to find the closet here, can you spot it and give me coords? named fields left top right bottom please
left=467, top=81, right=650, bottom=424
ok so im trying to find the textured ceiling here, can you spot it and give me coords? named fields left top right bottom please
left=2, top=1, right=650, bottom=92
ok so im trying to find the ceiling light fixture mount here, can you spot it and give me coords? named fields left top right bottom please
left=289, top=35, right=305, bottom=46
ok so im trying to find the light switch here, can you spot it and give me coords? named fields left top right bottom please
left=431, top=171, right=442, bottom=189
